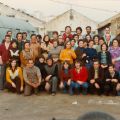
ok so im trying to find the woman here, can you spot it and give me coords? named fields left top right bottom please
left=41, top=35, right=53, bottom=59
left=20, top=42, right=34, bottom=68
left=59, top=41, right=76, bottom=64
left=5, top=59, right=23, bottom=94
left=109, top=39, right=120, bottom=73
left=98, top=43, right=111, bottom=70
left=59, top=61, right=71, bottom=93
left=44, top=57, right=58, bottom=96
left=9, top=40, right=20, bottom=63
left=93, top=35, right=100, bottom=52
left=69, top=59, right=88, bottom=95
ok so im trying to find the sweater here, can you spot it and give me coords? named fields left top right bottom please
left=6, top=67, right=23, bottom=87
left=70, top=67, right=88, bottom=82
left=59, top=48, right=76, bottom=64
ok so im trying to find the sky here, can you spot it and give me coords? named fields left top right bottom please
left=0, top=0, right=120, bottom=23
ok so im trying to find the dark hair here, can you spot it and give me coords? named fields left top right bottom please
left=24, top=41, right=30, bottom=48
left=5, top=35, right=11, bottom=38
left=112, top=39, right=119, bottom=46
left=77, top=111, right=115, bottom=120
left=22, top=32, right=27, bottom=35
left=11, top=40, right=18, bottom=48
left=78, top=39, right=84, bottom=45
left=62, top=61, right=71, bottom=70
left=7, top=30, right=12, bottom=34
left=76, top=27, right=82, bottom=32
left=53, top=31, right=58, bottom=35
left=31, top=34, right=36, bottom=38
left=74, top=59, right=83, bottom=67
left=73, top=34, right=79, bottom=38
left=37, top=34, right=42, bottom=39
left=71, top=39, right=75, bottom=42
left=108, top=64, right=115, bottom=68
left=16, top=32, right=22, bottom=38
left=93, top=59, right=100, bottom=64
left=9, top=58, right=18, bottom=71
left=86, top=26, right=91, bottom=30
left=93, top=35, right=100, bottom=40
left=65, top=26, right=72, bottom=31
left=43, top=35, right=50, bottom=43
left=101, top=43, right=108, bottom=51
left=88, top=39, right=94, bottom=43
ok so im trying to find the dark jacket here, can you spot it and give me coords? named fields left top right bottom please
left=98, top=51, right=112, bottom=65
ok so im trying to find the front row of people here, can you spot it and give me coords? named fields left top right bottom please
left=5, top=58, right=120, bottom=96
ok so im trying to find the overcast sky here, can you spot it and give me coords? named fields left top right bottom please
left=0, top=0, right=120, bottom=22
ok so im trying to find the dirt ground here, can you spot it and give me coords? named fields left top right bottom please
left=0, top=91, right=120, bottom=120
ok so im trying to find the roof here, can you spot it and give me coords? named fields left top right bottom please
left=98, top=12, right=120, bottom=29
left=47, top=9, right=98, bottom=24
left=0, top=2, right=44, bottom=23
left=0, top=16, right=36, bottom=31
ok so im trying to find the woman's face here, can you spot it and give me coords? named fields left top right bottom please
left=25, top=43, right=30, bottom=49
left=66, top=42, right=71, bottom=49
left=102, top=44, right=107, bottom=51
left=71, top=40, right=75, bottom=46
left=94, top=37, right=99, bottom=44
left=99, top=39, right=104, bottom=45
left=39, top=58, right=44, bottom=63
left=113, top=40, right=119, bottom=47
left=64, top=62, right=69, bottom=69
left=12, top=42, right=17, bottom=48
left=11, top=60, right=17, bottom=67
left=75, top=62, right=80, bottom=69
left=45, top=36, right=49, bottom=42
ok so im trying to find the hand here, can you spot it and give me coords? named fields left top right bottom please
left=90, top=79, right=95, bottom=84
left=82, top=53, right=86, bottom=58
left=77, top=81, right=83, bottom=85
left=106, top=79, right=111, bottom=82
left=20, top=86, right=23, bottom=92
left=45, top=75, right=52, bottom=82
left=112, top=79, right=118, bottom=83
left=95, top=83, right=100, bottom=89
left=112, top=59, right=116, bottom=64
left=67, top=79, right=71, bottom=85
left=11, top=82, right=16, bottom=88
left=59, top=82, right=64, bottom=89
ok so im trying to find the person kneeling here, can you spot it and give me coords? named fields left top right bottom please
left=23, top=59, right=41, bottom=96
left=89, top=60, right=104, bottom=95
left=104, top=64, right=120, bottom=96
left=59, top=61, right=71, bottom=93
left=5, top=59, right=23, bottom=94
left=69, top=59, right=88, bottom=95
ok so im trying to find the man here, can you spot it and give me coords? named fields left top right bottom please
left=30, top=34, right=41, bottom=60
left=89, top=60, right=104, bottom=95
left=76, top=27, right=83, bottom=39
left=104, top=64, right=120, bottom=96
left=23, top=59, right=41, bottom=96
left=0, top=35, right=11, bottom=90
left=62, top=26, right=73, bottom=41
left=104, top=27, right=115, bottom=47
left=83, top=26, right=94, bottom=39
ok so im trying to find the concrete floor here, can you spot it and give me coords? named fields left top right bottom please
left=0, top=91, right=120, bottom=120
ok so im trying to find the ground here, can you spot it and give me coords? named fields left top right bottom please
left=0, top=92, right=120, bottom=120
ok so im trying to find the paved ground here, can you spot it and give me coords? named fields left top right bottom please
left=0, top=91, right=120, bottom=120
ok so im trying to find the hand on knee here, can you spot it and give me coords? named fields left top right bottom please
left=45, top=82, right=50, bottom=91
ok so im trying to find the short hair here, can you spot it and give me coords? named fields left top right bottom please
left=65, top=26, right=72, bottom=31
left=111, top=39, right=119, bottom=45
left=53, top=31, right=58, bottom=35
left=101, top=43, right=108, bottom=51
left=76, top=27, right=82, bottom=32
left=108, top=64, right=115, bottom=68
left=86, top=26, right=91, bottom=30
left=78, top=39, right=84, bottom=45
left=5, top=35, right=11, bottom=38
left=93, top=59, right=100, bottom=64
left=77, top=111, right=116, bottom=120
left=30, top=34, right=36, bottom=38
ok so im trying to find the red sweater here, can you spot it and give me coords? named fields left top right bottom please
left=60, top=69, right=71, bottom=81
left=70, top=67, right=88, bottom=82
left=62, top=33, right=73, bottom=41
left=0, top=43, right=11, bottom=64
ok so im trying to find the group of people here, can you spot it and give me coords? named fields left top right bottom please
left=0, top=26, right=120, bottom=96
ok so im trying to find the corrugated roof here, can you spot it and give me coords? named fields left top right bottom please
left=0, top=16, right=36, bottom=31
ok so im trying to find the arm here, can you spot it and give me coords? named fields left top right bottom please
left=6, top=68, right=13, bottom=84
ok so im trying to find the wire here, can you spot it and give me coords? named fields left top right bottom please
left=50, top=0, right=119, bottom=13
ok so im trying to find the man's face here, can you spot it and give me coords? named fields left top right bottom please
left=109, top=66, right=114, bottom=73
left=65, top=27, right=71, bottom=34
left=86, top=28, right=91, bottom=34
left=5, top=36, right=11, bottom=43
left=105, top=28, right=110, bottom=34
left=23, top=34, right=27, bottom=40
left=47, top=59, right=53, bottom=66
left=93, top=62, right=99, bottom=69
left=31, top=36, right=37, bottom=43
left=17, top=34, right=23, bottom=41
left=25, top=43, right=30, bottom=49
left=78, top=41, right=84, bottom=47
left=53, top=41, right=58, bottom=47
left=7, top=32, right=12, bottom=37
left=76, top=29, right=82, bottom=34
left=75, top=62, right=80, bottom=69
